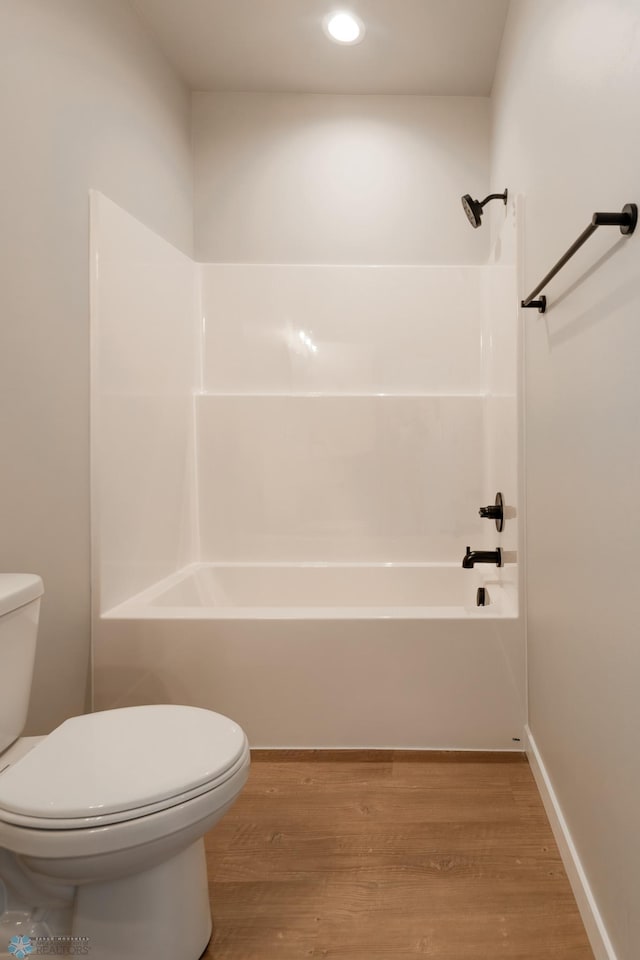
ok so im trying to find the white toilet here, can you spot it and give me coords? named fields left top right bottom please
left=0, top=574, right=250, bottom=960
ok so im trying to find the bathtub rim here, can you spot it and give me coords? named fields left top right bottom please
left=100, top=561, right=519, bottom=622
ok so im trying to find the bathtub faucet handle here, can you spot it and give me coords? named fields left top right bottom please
left=479, top=492, right=504, bottom=532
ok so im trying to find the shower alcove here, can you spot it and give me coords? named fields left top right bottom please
left=91, top=191, right=524, bottom=748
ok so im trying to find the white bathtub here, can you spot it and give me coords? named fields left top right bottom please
left=95, top=562, right=523, bottom=749
left=103, top=562, right=517, bottom=620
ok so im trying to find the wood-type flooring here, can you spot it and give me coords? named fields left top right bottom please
left=202, top=751, right=594, bottom=959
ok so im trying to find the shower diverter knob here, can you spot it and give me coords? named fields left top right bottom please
left=479, top=492, right=504, bottom=532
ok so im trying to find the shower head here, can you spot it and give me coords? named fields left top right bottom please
left=461, top=194, right=483, bottom=228
left=461, top=189, right=508, bottom=228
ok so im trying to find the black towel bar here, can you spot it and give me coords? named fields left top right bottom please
left=521, top=203, right=637, bottom=314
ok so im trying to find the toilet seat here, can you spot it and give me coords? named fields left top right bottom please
left=0, top=741, right=250, bottom=863
left=0, top=704, right=248, bottom=829
left=0, top=745, right=249, bottom=830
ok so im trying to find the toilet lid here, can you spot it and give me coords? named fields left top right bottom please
left=0, top=705, right=247, bottom=820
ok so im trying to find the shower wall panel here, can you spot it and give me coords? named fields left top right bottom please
left=481, top=200, right=519, bottom=600
left=196, top=395, right=484, bottom=562
left=197, top=264, right=487, bottom=562
left=91, top=193, right=198, bottom=612
left=200, top=265, right=484, bottom=395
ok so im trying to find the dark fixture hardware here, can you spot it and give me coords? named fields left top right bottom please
left=522, top=296, right=547, bottom=313
left=521, top=203, right=637, bottom=313
left=461, top=189, right=508, bottom=229
left=476, top=587, right=488, bottom=607
left=479, top=492, right=504, bottom=532
left=462, top=547, right=502, bottom=569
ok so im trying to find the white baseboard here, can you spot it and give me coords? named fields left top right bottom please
left=524, top=726, right=617, bottom=960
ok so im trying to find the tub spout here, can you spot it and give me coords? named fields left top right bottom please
left=462, top=546, right=502, bottom=569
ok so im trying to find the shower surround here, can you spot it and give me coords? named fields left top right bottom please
left=91, top=192, right=523, bottom=747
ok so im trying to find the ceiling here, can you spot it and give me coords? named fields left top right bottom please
left=131, top=0, right=510, bottom=95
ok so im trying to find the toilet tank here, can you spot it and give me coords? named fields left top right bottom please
left=0, top=574, right=44, bottom=754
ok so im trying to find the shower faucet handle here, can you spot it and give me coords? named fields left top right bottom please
left=479, top=492, right=504, bottom=532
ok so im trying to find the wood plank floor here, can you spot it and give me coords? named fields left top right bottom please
left=203, top=753, right=594, bottom=959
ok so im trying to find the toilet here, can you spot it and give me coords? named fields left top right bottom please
left=0, top=574, right=250, bottom=960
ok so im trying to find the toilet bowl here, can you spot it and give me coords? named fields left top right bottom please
left=0, top=575, right=250, bottom=960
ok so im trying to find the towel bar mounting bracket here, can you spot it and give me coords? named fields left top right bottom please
left=521, top=296, right=547, bottom=314
left=594, top=204, right=637, bottom=234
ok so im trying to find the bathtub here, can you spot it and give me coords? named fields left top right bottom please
left=103, top=561, right=517, bottom=620
left=94, top=561, right=524, bottom=750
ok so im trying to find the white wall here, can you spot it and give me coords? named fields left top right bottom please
left=193, top=93, right=491, bottom=264
left=0, top=0, right=193, bottom=733
left=491, top=3, right=640, bottom=958
left=91, top=193, right=197, bottom=612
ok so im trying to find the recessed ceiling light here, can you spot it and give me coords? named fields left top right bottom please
left=324, top=11, right=365, bottom=45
